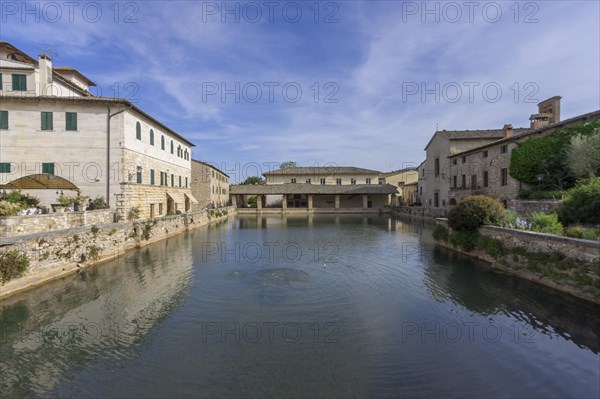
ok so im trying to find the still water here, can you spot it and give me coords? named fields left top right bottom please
left=0, top=215, right=598, bottom=398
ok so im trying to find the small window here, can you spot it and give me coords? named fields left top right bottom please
left=483, top=150, right=488, bottom=158
left=452, top=159, right=457, bottom=165
left=150, top=169, right=155, bottom=185
left=161, top=135, right=165, bottom=150
left=42, top=162, right=54, bottom=175
left=351, top=178, right=356, bottom=185
left=136, top=122, right=141, bottom=140
left=41, top=112, right=53, bottom=130
left=461, top=174, right=466, bottom=188
left=160, top=172, right=164, bottom=186
left=0, top=110, right=8, bottom=130
left=336, top=178, right=342, bottom=185
left=366, top=178, right=371, bottom=184
left=136, top=166, right=142, bottom=184
left=0, top=162, right=11, bottom=173
left=179, top=176, right=182, bottom=187
left=12, top=74, right=27, bottom=91
left=461, top=156, right=466, bottom=163
left=150, top=129, right=154, bottom=145
left=501, top=145, right=508, bottom=154
left=171, top=140, right=174, bottom=154
left=65, top=112, right=77, bottom=131
left=501, top=168, right=508, bottom=186
left=453, top=175, right=457, bottom=189
left=291, top=178, right=297, bottom=183
left=434, top=158, right=440, bottom=176
left=320, top=178, right=325, bottom=185
left=185, top=177, right=188, bottom=188
left=483, top=171, right=489, bottom=187
left=171, top=174, right=174, bottom=187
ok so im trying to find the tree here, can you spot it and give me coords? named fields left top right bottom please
left=568, top=129, right=600, bottom=178
left=242, top=176, right=264, bottom=185
left=280, top=161, right=297, bottom=169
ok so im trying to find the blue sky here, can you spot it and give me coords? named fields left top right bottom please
left=2, top=0, right=599, bottom=181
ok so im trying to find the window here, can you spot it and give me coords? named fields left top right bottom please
left=462, top=156, right=466, bottom=163
left=171, top=174, right=174, bottom=187
left=179, top=176, right=182, bottom=187
left=452, top=159, right=457, bottom=165
left=483, top=150, right=488, bottom=158
left=483, top=171, right=489, bottom=187
left=136, top=122, right=141, bottom=140
left=185, top=177, right=188, bottom=188
left=150, top=169, right=155, bottom=185
left=170, top=140, right=174, bottom=154
left=12, top=74, right=26, bottom=91
left=453, top=175, right=457, bottom=189
left=461, top=174, right=466, bottom=188
left=41, top=112, right=53, bottom=130
left=136, top=166, right=142, bottom=184
left=160, top=172, right=164, bottom=186
left=306, top=178, right=311, bottom=184
left=351, top=178, right=356, bottom=185
left=0, top=74, right=2, bottom=90
left=471, top=174, right=477, bottom=188
left=336, top=178, right=342, bottom=185
left=161, top=135, right=165, bottom=150
left=501, top=145, right=508, bottom=154
left=150, top=129, right=154, bottom=145
left=159, top=203, right=163, bottom=215
left=65, top=112, right=77, bottom=131
left=42, top=163, right=54, bottom=175
left=291, top=178, right=296, bottom=183
left=320, top=178, right=325, bottom=185
left=0, top=110, right=8, bottom=129
left=366, top=178, right=371, bottom=184
left=501, top=168, right=508, bottom=186
left=0, top=163, right=10, bottom=173
left=434, top=158, right=440, bottom=176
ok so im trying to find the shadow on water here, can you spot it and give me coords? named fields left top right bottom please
left=425, top=245, right=600, bottom=354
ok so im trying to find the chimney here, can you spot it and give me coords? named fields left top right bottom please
left=38, top=54, right=53, bottom=96
left=503, top=124, right=513, bottom=138
left=529, top=113, right=550, bottom=129
left=537, top=96, right=561, bottom=124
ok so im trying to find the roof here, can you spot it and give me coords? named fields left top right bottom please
left=230, top=183, right=398, bottom=195
left=0, top=41, right=37, bottom=64
left=263, top=166, right=381, bottom=176
left=0, top=95, right=196, bottom=147
left=192, top=160, right=229, bottom=177
left=423, top=128, right=530, bottom=150
left=529, top=113, right=551, bottom=120
left=449, top=109, right=600, bottom=158
left=380, top=167, right=418, bottom=178
left=54, top=66, right=96, bottom=86
left=0, top=174, right=78, bottom=190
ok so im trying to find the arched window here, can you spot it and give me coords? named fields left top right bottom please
left=150, top=129, right=154, bottom=145
left=177, top=146, right=181, bottom=157
left=170, top=140, right=174, bottom=154
left=136, top=122, right=141, bottom=140
left=161, top=135, right=165, bottom=150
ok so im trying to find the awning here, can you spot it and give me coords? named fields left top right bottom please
left=166, top=192, right=185, bottom=204
left=1, top=174, right=79, bottom=190
left=185, top=193, right=198, bottom=204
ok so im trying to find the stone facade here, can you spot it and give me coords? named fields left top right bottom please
left=0, top=209, right=113, bottom=238
left=513, top=200, right=561, bottom=216
left=191, top=160, right=230, bottom=210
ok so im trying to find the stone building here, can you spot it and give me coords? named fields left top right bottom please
left=0, top=41, right=195, bottom=220
left=447, top=104, right=600, bottom=208
left=231, top=166, right=397, bottom=212
left=191, top=160, right=230, bottom=210
left=378, top=168, right=419, bottom=206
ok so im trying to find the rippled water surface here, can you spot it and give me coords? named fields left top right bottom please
left=1, top=215, right=599, bottom=398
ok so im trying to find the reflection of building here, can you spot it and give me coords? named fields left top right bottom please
left=0, top=41, right=195, bottom=219
left=191, top=160, right=230, bottom=209
left=379, top=168, right=419, bottom=206
left=231, top=166, right=397, bottom=213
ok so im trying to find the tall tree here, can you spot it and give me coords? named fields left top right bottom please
left=280, top=161, right=297, bottom=169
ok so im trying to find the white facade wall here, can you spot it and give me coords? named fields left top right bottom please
left=266, top=173, right=378, bottom=185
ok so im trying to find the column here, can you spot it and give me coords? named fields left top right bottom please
left=308, top=194, right=313, bottom=210
left=335, top=195, right=340, bottom=209
left=257, top=195, right=262, bottom=210
left=282, top=194, right=287, bottom=211
left=232, top=195, right=237, bottom=208
left=362, top=195, right=368, bottom=209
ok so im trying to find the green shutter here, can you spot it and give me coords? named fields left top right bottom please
left=41, top=112, right=53, bottom=130
left=0, top=163, right=11, bottom=173
left=150, top=129, right=154, bottom=145
left=65, top=112, right=77, bottom=131
left=150, top=169, right=155, bottom=185
left=136, top=122, right=141, bottom=140
left=42, top=163, right=54, bottom=175
left=0, top=74, right=3, bottom=90
left=170, top=141, right=174, bottom=154
left=185, top=177, right=188, bottom=188
left=0, top=110, right=8, bottom=130
left=179, top=176, right=182, bottom=187
left=12, top=74, right=26, bottom=91
left=171, top=174, right=174, bottom=187
left=161, top=136, right=165, bottom=150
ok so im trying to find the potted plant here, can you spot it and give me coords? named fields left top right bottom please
left=54, top=194, right=73, bottom=213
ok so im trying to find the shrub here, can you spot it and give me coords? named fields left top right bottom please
left=558, top=177, right=600, bottom=226
left=3, top=191, right=40, bottom=207
left=432, top=224, right=449, bottom=241
left=448, top=230, right=479, bottom=252
left=0, top=250, right=29, bottom=283
left=92, top=196, right=108, bottom=209
left=530, top=212, right=563, bottom=235
left=564, top=226, right=600, bottom=241
left=0, top=201, right=24, bottom=217
left=517, top=190, right=564, bottom=200
left=447, top=195, right=507, bottom=232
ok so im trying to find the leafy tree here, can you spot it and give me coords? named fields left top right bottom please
left=242, top=176, right=264, bottom=185
left=557, top=177, right=600, bottom=226
left=280, top=161, right=297, bottom=169
left=568, top=129, right=600, bottom=178
left=510, top=120, right=600, bottom=190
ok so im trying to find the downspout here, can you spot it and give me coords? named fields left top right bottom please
left=106, top=104, right=133, bottom=206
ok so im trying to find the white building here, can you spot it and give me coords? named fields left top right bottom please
left=0, top=41, right=196, bottom=220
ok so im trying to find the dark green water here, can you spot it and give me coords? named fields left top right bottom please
left=0, top=215, right=598, bottom=398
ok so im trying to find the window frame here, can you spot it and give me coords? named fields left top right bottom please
left=12, top=74, right=27, bottom=91
left=65, top=112, right=77, bottom=131
left=41, top=112, right=53, bottom=131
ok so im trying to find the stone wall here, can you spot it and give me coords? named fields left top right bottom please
left=0, top=209, right=114, bottom=238
left=512, top=200, right=561, bottom=216
left=0, top=207, right=235, bottom=299
left=393, top=206, right=449, bottom=220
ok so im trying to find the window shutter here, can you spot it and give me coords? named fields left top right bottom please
left=42, top=163, right=54, bottom=174
left=0, top=163, right=11, bottom=173
left=0, top=111, right=8, bottom=129
left=66, top=112, right=77, bottom=131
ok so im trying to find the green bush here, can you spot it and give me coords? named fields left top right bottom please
left=3, top=191, right=40, bottom=207
left=449, top=230, right=479, bottom=252
left=0, top=250, right=29, bottom=284
left=564, top=226, right=600, bottom=241
left=558, top=177, right=600, bottom=226
left=447, top=195, right=507, bottom=232
left=0, top=201, right=24, bottom=217
left=517, top=190, right=564, bottom=200
left=92, top=196, right=108, bottom=209
left=432, top=224, right=449, bottom=241
left=530, top=212, right=563, bottom=235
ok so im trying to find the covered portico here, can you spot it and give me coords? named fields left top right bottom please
left=230, top=183, right=397, bottom=213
